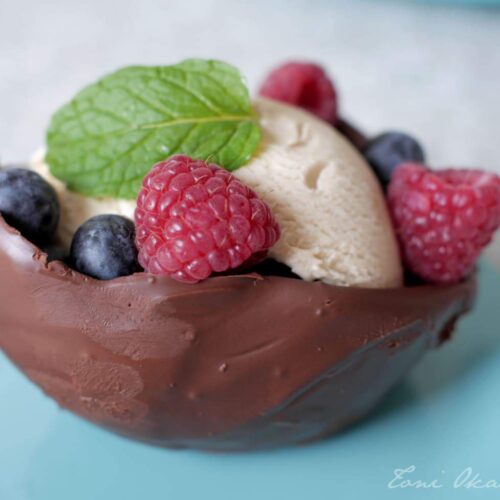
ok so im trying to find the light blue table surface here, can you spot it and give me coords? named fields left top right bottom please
left=420, top=1, right=500, bottom=4
left=1, top=264, right=499, bottom=500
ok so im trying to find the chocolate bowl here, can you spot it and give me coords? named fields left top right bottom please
left=0, top=216, right=476, bottom=451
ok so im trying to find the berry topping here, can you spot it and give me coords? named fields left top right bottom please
left=70, top=215, right=141, bottom=280
left=135, top=155, right=280, bottom=283
left=388, top=163, right=500, bottom=284
left=0, top=167, right=60, bottom=245
left=363, top=132, right=425, bottom=187
left=259, top=62, right=338, bottom=124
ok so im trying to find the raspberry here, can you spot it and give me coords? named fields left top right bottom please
left=259, top=61, right=338, bottom=123
left=388, top=163, right=500, bottom=284
left=135, top=155, right=281, bottom=283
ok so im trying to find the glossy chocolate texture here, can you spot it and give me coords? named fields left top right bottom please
left=0, top=216, right=475, bottom=451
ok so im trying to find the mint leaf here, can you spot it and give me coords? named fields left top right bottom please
left=46, top=59, right=261, bottom=199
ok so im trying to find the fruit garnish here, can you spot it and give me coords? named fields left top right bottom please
left=46, top=60, right=261, bottom=200
left=363, top=132, right=425, bottom=188
left=0, top=167, right=60, bottom=245
left=135, top=155, right=280, bottom=283
left=388, top=163, right=500, bottom=284
left=70, top=215, right=141, bottom=280
left=259, top=61, right=338, bottom=123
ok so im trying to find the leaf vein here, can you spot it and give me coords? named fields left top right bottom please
left=155, top=69, right=224, bottom=115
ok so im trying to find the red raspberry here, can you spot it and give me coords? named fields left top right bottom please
left=388, top=163, right=500, bottom=284
left=135, top=155, right=281, bottom=283
left=259, top=61, right=338, bottom=124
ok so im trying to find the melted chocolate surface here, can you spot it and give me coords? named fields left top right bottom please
left=0, top=217, right=475, bottom=450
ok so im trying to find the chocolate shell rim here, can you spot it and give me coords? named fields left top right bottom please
left=0, top=214, right=472, bottom=294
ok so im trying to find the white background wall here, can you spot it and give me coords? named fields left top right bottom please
left=1, top=0, right=499, bottom=263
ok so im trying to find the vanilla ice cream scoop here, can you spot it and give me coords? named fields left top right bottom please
left=33, top=98, right=402, bottom=288
left=235, top=99, right=402, bottom=288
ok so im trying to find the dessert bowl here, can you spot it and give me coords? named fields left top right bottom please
left=0, top=216, right=475, bottom=451
left=1, top=58, right=496, bottom=452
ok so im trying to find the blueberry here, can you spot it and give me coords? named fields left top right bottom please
left=363, top=132, right=425, bottom=187
left=0, top=167, right=60, bottom=245
left=70, top=214, right=141, bottom=280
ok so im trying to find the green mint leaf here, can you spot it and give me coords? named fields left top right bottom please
left=46, top=59, right=261, bottom=199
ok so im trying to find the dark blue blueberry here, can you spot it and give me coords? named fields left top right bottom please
left=0, top=167, right=60, bottom=245
left=363, top=132, right=425, bottom=187
left=70, top=214, right=141, bottom=280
